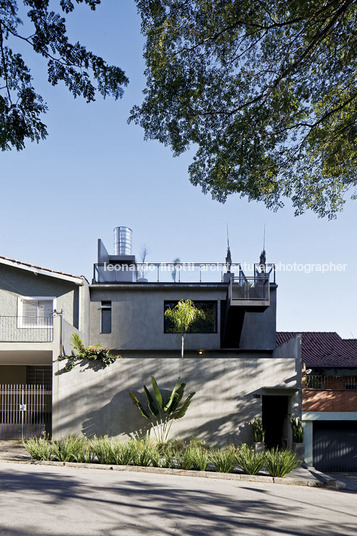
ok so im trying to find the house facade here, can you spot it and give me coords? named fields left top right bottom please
left=1, top=227, right=301, bottom=447
left=0, top=255, right=89, bottom=439
left=277, top=332, right=357, bottom=471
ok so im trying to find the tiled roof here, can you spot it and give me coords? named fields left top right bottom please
left=276, top=332, right=357, bottom=368
left=0, top=255, right=86, bottom=282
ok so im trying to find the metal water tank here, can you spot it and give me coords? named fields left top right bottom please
left=113, top=226, right=132, bottom=255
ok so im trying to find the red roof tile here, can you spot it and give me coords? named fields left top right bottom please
left=276, top=332, right=357, bottom=368
left=0, top=255, right=86, bottom=281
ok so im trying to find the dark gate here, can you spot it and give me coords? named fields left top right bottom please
left=313, top=421, right=357, bottom=471
left=0, top=384, right=51, bottom=439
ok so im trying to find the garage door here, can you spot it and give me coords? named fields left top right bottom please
left=313, top=421, right=357, bottom=471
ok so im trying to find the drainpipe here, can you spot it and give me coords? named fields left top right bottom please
left=54, top=309, right=64, bottom=356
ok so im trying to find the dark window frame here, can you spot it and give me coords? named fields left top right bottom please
left=100, top=301, right=112, bottom=334
left=164, top=300, right=217, bottom=334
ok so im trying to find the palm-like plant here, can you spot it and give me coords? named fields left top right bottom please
left=129, top=376, right=195, bottom=444
left=164, top=299, right=205, bottom=358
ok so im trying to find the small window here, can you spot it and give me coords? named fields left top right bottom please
left=164, top=301, right=217, bottom=333
left=101, top=301, right=112, bottom=334
left=18, top=297, right=54, bottom=328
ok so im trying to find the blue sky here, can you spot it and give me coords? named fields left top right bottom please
left=1, top=0, right=356, bottom=337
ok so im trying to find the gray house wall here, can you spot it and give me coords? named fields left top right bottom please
left=0, top=264, right=83, bottom=329
left=90, top=283, right=276, bottom=354
left=0, top=264, right=89, bottom=372
left=53, top=354, right=300, bottom=444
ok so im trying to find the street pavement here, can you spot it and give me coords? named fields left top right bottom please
left=0, top=461, right=356, bottom=536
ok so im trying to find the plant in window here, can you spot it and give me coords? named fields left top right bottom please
left=129, top=376, right=195, bottom=444
left=164, top=299, right=205, bottom=358
left=58, top=333, right=122, bottom=371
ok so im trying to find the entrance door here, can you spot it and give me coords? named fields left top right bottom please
left=262, top=395, right=289, bottom=449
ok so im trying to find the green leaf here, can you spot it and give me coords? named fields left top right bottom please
left=172, top=392, right=195, bottom=420
left=151, top=376, right=163, bottom=411
left=144, top=385, right=159, bottom=417
left=129, top=392, right=151, bottom=420
left=163, top=377, right=181, bottom=412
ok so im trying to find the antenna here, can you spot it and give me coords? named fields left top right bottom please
left=225, top=224, right=232, bottom=272
left=263, top=224, right=266, bottom=252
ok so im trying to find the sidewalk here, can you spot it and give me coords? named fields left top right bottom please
left=0, top=440, right=345, bottom=489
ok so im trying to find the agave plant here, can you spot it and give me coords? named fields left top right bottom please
left=129, top=376, right=195, bottom=443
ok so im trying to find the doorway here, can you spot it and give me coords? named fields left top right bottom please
left=262, top=395, right=289, bottom=449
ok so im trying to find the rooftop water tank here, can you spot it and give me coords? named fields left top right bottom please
left=113, top=226, right=132, bottom=256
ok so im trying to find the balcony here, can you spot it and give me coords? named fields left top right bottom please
left=304, top=375, right=357, bottom=391
left=0, top=317, right=54, bottom=343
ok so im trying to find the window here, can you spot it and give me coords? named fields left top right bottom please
left=18, top=297, right=54, bottom=328
left=101, top=301, right=112, bottom=334
left=164, top=301, right=217, bottom=333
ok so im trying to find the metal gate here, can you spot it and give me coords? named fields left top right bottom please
left=0, top=384, right=51, bottom=440
left=313, top=421, right=357, bottom=471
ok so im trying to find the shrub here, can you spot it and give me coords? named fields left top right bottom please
left=209, top=446, right=237, bottom=473
left=90, top=436, right=117, bottom=464
left=23, top=435, right=54, bottom=461
left=236, top=444, right=265, bottom=475
left=264, top=448, right=299, bottom=477
left=154, top=442, right=180, bottom=468
left=129, top=376, right=195, bottom=444
left=51, top=435, right=87, bottom=462
left=181, top=446, right=210, bottom=471
left=291, top=417, right=304, bottom=443
left=250, top=418, right=265, bottom=443
left=130, top=438, right=158, bottom=467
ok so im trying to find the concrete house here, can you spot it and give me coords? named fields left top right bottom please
left=278, top=332, right=357, bottom=471
left=1, top=227, right=302, bottom=447
left=0, top=255, right=89, bottom=439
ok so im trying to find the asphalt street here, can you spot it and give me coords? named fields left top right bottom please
left=0, top=461, right=356, bottom=536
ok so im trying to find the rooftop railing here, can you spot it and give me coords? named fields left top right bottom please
left=93, top=262, right=276, bottom=284
left=0, top=317, right=54, bottom=342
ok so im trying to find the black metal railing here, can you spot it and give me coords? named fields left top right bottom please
left=304, top=375, right=357, bottom=391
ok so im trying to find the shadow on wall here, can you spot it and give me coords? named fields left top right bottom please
left=54, top=357, right=297, bottom=445
left=81, top=386, right=259, bottom=445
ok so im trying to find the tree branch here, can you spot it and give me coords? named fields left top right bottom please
left=0, top=22, right=12, bottom=104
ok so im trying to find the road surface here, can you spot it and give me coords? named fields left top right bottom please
left=0, top=462, right=355, bottom=535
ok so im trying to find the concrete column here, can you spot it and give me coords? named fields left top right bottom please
left=303, top=420, right=313, bottom=466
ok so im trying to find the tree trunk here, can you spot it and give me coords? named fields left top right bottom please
left=181, top=334, right=184, bottom=359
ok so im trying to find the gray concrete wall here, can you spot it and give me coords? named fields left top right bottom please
left=89, top=283, right=277, bottom=352
left=90, top=285, right=226, bottom=351
left=239, top=286, right=277, bottom=350
left=53, top=355, right=300, bottom=445
left=0, top=264, right=83, bottom=328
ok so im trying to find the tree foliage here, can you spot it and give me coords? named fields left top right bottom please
left=0, top=0, right=128, bottom=150
left=131, top=0, right=357, bottom=217
left=164, top=299, right=205, bottom=358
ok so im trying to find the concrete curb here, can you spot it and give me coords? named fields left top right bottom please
left=7, top=459, right=342, bottom=488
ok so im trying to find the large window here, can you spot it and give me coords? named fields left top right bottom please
left=18, top=297, right=54, bottom=328
left=101, top=301, right=112, bottom=334
left=164, top=301, right=217, bottom=333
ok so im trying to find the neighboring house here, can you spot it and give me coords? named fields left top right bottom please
left=0, top=255, right=89, bottom=439
left=0, top=228, right=302, bottom=446
left=277, top=332, right=357, bottom=471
